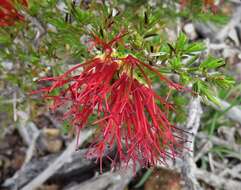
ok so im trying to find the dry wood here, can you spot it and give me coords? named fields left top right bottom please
left=21, top=11, right=46, bottom=49
left=180, top=97, right=203, bottom=190
left=195, top=169, right=241, bottom=189
left=17, top=111, right=40, bottom=146
left=216, top=6, right=241, bottom=41
left=21, top=129, right=93, bottom=190
left=3, top=130, right=94, bottom=190
left=64, top=163, right=138, bottom=190
left=211, top=99, right=241, bottom=125
left=197, top=132, right=241, bottom=154
left=219, top=164, right=241, bottom=180
left=3, top=148, right=94, bottom=190
left=194, top=141, right=212, bottom=162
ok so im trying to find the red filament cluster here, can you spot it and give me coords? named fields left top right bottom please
left=33, top=31, right=187, bottom=172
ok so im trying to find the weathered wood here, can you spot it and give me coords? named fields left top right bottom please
left=195, top=169, right=241, bottom=190
left=3, top=130, right=94, bottom=190
left=64, top=163, right=138, bottom=190
left=180, top=97, right=203, bottom=190
left=2, top=149, right=94, bottom=190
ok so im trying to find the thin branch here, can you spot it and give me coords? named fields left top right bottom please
left=216, top=6, right=241, bottom=41
left=195, top=169, right=241, bottom=190
left=64, top=162, right=139, bottom=190
left=196, top=132, right=241, bottom=154
left=210, top=99, right=241, bottom=125
left=180, top=97, right=203, bottom=190
left=21, top=11, right=46, bottom=49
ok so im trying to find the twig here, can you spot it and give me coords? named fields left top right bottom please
left=180, top=97, right=203, bottom=190
left=197, top=132, right=241, bottom=154
left=195, top=169, right=241, bottom=190
left=3, top=148, right=94, bottom=189
left=21, top=131, right=40, bottom=168
left=21, top=11, right=46, bottom=49
left=194, top=141, right=212, bottom=162
left=16, top=106, right=42, bottom=168
left=64, top=162, right=139, bottom=190
left=21, top=129, right=93, bottom=190
left=229, top=0, right=241, bottom=3
left=13, top=92, right=17, bottom=122
left=17, top=110, right=40, bottom=146
left=216, top=6, right=241, bottom=41
left=208, top=153, right=215, bottom=172
left=219, top=164, right=241, bottom=180
left=43, top=113, right=62, bottom=129
left=210, top=99, right=241, bottom=125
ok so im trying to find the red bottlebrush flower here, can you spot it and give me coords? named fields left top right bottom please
left=33, top=31, right=187, bottom=172
left=180, top=0, right=218, bottom=12
left=0, top=0, right=27, bottom=26
left=203, top=0, right=218, bottom=13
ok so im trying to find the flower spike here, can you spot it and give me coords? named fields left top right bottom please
left=34, top=31, right=188, bottom=171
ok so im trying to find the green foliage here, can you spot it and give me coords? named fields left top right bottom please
left=146, top=32, right=234, bottom=105
left=0, top=0, right=234, bottom=128
left=210, top=146, right=241, bottom=160
left=0, top=97, right=14, bottom=128
left=200, top=56, right=224, bottom=69
left=201, top=82, right=241, bottom=136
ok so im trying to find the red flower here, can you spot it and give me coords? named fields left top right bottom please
left=180, top=0, right=218, bottom=12
left=0, top=0, right=27, bottom=26
left=33, top=31, right=187, bottom=172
